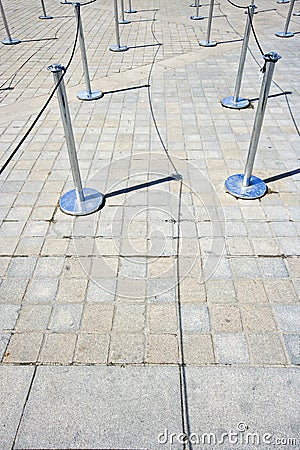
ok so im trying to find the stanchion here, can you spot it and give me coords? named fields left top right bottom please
left=277, top=0, right=289, bottom=4
left=221, top=4, right=256, bottom=109
left=191, top=0, right=204, bottom=20
left=109, top=0, right=128, bottom=51
left=225, top=52, right=281, bottom=199
left=125, top=0, right=137, bottom=13
left=47, top=63, right=104, bottom=215
left=276, top=0, right=295, bottom=36
left=199, top=0, right=217, bottom=47
left=0, top=0, right=20, bottom=44
left=61, top=0, right=73, bottom=4
left=74, top=3, right=103, bottom=100
left=119, top=0, right=130, bottom=24
left=190, top=1, right=198, bottom=6
left=39, top=0, right=53, bottom=19
left=293, top=10, right=300, bottom=15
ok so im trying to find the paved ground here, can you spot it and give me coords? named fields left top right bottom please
left=0, top=0, right=299, bottom=448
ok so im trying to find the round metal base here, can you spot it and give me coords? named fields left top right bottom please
left=293, top=11, right=300, bottom=15
left=1, top=37, right=21, bottom=45
left=221, top=95, right=250, bottom=109
left=60, top=188, right=104, bottom=216
left=190, top=3, right=198, bottom=6
left=125, top=9, right=137, bottom=12
left=77, top=90, right=104, bottom=101
left=190, top=15, right=204, bottom=19
left=39, top=15, right=53, bottom=19
left=225, top=174, right=267, bottom=199
left=199, top=40, right=217, bottom=47
left=109, top=44, right=128, bottom=52
left=119, top=19, right=131, bottom=24
left=275, top=31, right=294, bottom=38
left=277, top=0, right=289, bottom=3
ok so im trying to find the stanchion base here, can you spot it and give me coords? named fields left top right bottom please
left=190, top=3, right=198, bottom=6
left=109, top=44, right=128, bottom=52
left=275, top=31, right=294, bottom=38
left=119, top=19, right=131, bottom=24
left=277, top=0, right=289, bottom=3
left=190, top=15, right=205, bottom=19
left=225, top=174, right=267, bottom=200
left=199, top=40, right=217, bottom=47
left=293, top=11, right=300, bottom=15
left=39, top=15, right=53, bottom=19
left=60, top=188, right=104, bottom=216
left=1, top=37, right=21, bottom=45
left=125, top=9, right=137, bottom=13
left=77, top=90, right=104, bottom=101
left=60, top=1, right=73, bottom=3
left=221, top=96, right=250, bottom=109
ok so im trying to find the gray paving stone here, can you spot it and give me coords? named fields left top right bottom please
left=48, top=304, right=83, bottom=332
left=25, top=278, right=59, bottom=303
left=283, top=334, right=300, bottom=365
left=214, top=334, right=250, bottom=364
left=258, top=258, right=289, bottom=278
left=0, top=278, right=29, bottom=304
left=0, top=333, right=10, bottom=359
left=185, top=367, right=300, bottom=449
left=7, top=257, right=37, bottom=278
left=274, top=305, right=300, bottom=333
left=15, top=366, right=182, bottom=450
left=0, top=366, right=34, bottom=450
left=0, top=305, right=20, bottom=330
left=180, top=304, right=210, bottom=332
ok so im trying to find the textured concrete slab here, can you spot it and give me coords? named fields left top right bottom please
left=0, top=366, right=34, bottom=450
left=184, top=367, right=300, bottom=450
left=15, top=366, right=182, bottom=449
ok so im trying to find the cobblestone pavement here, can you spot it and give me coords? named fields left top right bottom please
left=0, top=0, right=299, bottom=447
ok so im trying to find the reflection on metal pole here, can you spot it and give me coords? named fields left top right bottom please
left=48, top=63, right=104, bottom=215
left=225, top=52, right=281, bottom=199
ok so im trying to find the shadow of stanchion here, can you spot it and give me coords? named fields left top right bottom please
left=20, top=37, right=58, bottom=43
left=105, top=175, right=178, bottom=199
left=249, top=91, right=293, bottom=102
left=127, top=43, right=161, bottom=50
left=264, top=168, right=300, bottom=184
left=103, top=84, right=150, bottom=95
left=217, top=38, right=243, bottom=44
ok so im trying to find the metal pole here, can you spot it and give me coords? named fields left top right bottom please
left=0, top=0, right=20, bottom=44
left=119, top=0, right=130, bottom=23
left=39, top=0, right=53, bottom=19
left=225, top=52, right=281, bottom=199
left=191, top=0, right=204, bottom=20
left=276, top=0, right=295, bottom=37
left=47, top=63, right=104, bottom=215
left=74, top=3, right=103, bottom=100
left=199, top=0, right=217, bottom=46
left=109, top=0, right=128, bottom=51
left=221, top=4, right=256, bottom=109
left=125, top=0, right=137, bottom=13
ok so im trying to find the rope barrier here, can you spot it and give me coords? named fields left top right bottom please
left=0, top=7, right=81, bottom=176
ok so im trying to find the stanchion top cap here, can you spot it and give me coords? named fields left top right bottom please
left=263, top=52, right=281, bottom=63
left=47, top=63, right=65, bottom=73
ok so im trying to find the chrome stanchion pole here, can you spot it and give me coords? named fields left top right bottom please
left=225, top=52, right=281, bottom=199
left=276, top=0, right=295, bottom=36
left=74, top=3, right=103, bottom=100
left=39, top=0, right=53, bottom=19
left=0, top=0, right=20, bottom=44
left=119, top=0, right=130, bottom=23
left=47, top=63, right=104, bottom=215
left=109, top=0, right=128, bottom=51
left=191, top=0, right=204, bottom=20
left=221, top=4, right=256, bottom=109
left=199, top=0, right=217, bottom=46
left=125, top=0, right=136, bottom=14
